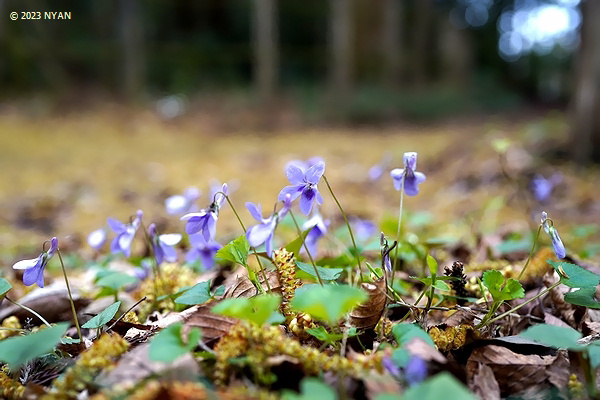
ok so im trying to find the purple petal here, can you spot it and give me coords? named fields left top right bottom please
left=118, top=230, right=135, bottom=256
left=110, top=236, right=122, bottom=254
left=403, top=176, right=420, bottom=196
left=390, top=169, right=405, bottom=191
left=305, top=161, right=325, bottom=184
left=160, top=242, right=178, bottom=262
left=107, top=218, right=126, bottom=234
left=185, top=215, right=207, bottom=235
left=12, top=256, right=42, bottom=270
left=265, top=232, right=275, bottom=257
left=87, top=229, right=106, bottom=250
left=286, top=164, right=306, bottom=184
left=403, top=152, right=417, bottom=171
left=551, top=230, right=566, bottom=259
left=299, top=187, right=316, bottom=215
left=246, top=221, right=276, bottom=247
left=186, top=248, right=200, bottom=264
left=246, top=202, right=264, bottom=222
left=278, top=185, right=304, bottom=202
left=315, top=189, right=324, bottom=206
left=153, top=243, right=164, bottom=265
left=204, top=214, right=218, bottom=241
left=22, top=258, right=45, bottom=287
left=48, top=237, right=58, bottom=257
left=200, top=248, right=217, bottom=269
left=414, top=171, right=426, bottom=184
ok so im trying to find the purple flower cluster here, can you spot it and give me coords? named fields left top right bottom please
left=147, top=223, right=182, bottom=265
left=181, top=183, right=228, bottom=241
left=390, top=152, right=426, bottom=196
left=186, top=234, right=222, bottom=269
left=107, top=209, right=143, bottom=257
left=246, top=195, right=291, bottom=257
left=279, top=161, right=325, bottom=215
left=165, top=186, right=201, bottom=215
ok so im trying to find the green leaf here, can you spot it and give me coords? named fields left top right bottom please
left=285, top=230, right=310, bottom=255
left=82, top=301, right=121, bottom=329
left=564, top=287, right=600, bottom=309
left=290, top=284, right=368, bottom=326
left=401, top=372, right=477, bottom=400
left=518, top=324, right=583, bottom=350
left=96, top=272, right=137, bottom=291
left=305, top=326, right=357, bottom=344
left=296, top=262, right=343, bottom=282
left=587, top=344, right=600, bottom=369
left=216, top=235, right=250, bottom=266
left=0, top=323, right=68, bottom=370
left=148, top=322, right=201, bottom=362
left=211, top=294, right=281, bottom=326
left=175, top=281, right=212, bottom=305
left=426, top=254, right=437, bottom=277
left=482, top=270, right=524, bottom=302
left=282, top=377, right=337, bottom=400
left=416, top=277, right=450, bottom=292
left=0, top=278, right=12, bottom=297
left=392, top=323, right=435, bottom=348
left=548, top=260, right=600, bottom=288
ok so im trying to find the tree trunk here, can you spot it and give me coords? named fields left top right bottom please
left=570, top=0, right=600, bottom=163
left=438, top=15, right=472, bottom=88
left=410, top=0, right=432, bottom=87
left=252, top=0, right=278, bottom=102
left=381, top=0, right=402, bottom=88
left=119, top=0, right=144, bottom=101
left=329, top=0, right=353, bottom=99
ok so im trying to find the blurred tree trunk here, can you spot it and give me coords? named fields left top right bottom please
left=381, top=0, right=402, bottom=88
left=252, top=0, right=278, bottom=102
left=438, top=16, right=472, bottom=87
left=410, top=0, right=432, bottom=86
left=119, top=0, right=144, bottom=100
left=329, top=0, right=353, bottom=99
left=570, top=0, right=600, bottom=163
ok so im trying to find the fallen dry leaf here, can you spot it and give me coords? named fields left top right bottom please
left=349, top=277, right=387, bottom=330
left=224, top=270, right=281, bottom=299
left=467, top=362, right=501, bottom=400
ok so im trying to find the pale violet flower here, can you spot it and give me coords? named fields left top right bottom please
left=368, top=152, right=392, bottom=182
left=284, top=157, right=325, bottom=174
left=278, top=160, right=325, bottom=215
left=390, top=152, right=426, bottom=196
left=302, top=212, right=329, bottom=258
left=181, top=183, right=228, bottom=241
left=186, top=234, right=222, bottom=269
left=165, top=187, right=201, bottom=215
left=541, top=211, right=566, bottom=259
left=351, top=218, right=376, bottom=240
left=147, top=223, right=182, bottom=265
left=246, top=195, right=291, bottom=257
left=13, top=237, right=58, bottom=287
left=108, top=210, right=143, bottom=257
left=87, top=228, right=106, bottom=251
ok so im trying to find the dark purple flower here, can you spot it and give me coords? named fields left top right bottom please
left=302, top=213, right=329, bottom=258
left=380, top=233, right=392, bottom=272
left=405, top=355, right=428, bottom=386
left=165, top=187, right=201, bottom=215
left=278, top=160, right=325, bottom=215
left=531, top=173, right=562, bottom=203
left=186, top=234, right=222, bottom=269
left=541, top=211, right=566, bottom=259
left=181, top=183, right=228, bottom=241
left=147, top=223, right=182, bottom=265
left=390, top=152, right=426, bottom=196
left=246, top=195, right=291, bottom=257
left=87, top=228, right=106, bottom=251
left=368, top=152, right=392, bottom=182
left=108, top=210, right=143, bottom=257
left=352, top=218, right=376, bottom=240
left=13, top=237, right=58, bottom=287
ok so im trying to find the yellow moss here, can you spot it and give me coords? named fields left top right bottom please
left=213, top=322, right=383, bottom=387
left=0, top=365, right=25, bottom=399
left=43, top=333, right=129, bottom=400
left=272, top=248, right=302, bottom=319
left=122, top=311, right=139, bottom=324
left=568, top=374, right=584, bottom=399
left=520, top=247, right=556, bottom=282
left=464, top=260, right=510, bottom=273
left=0, top=316, right=22, bottom=340
left=428, top=325, right=479, bottom=352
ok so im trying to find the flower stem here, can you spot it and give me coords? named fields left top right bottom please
left=56, top=249, right=82, bottom=340
left=517, top=225, right=543, bottom=281
left=140, top=223, right=162, bottom=308
left=5, top=296, right=52, bottom=328
left=479, top=281, right=561, bottom=328
left=322, top=175, right=362, bottom=284
left=224, top=194, right=271, bottom=293
left=289, top=209, right=323, bottom=286
left=391, top=180, right=405, bottom=289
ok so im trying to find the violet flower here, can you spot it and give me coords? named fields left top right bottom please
left=383, top=356, right=401, bottom=379
left=531, top=173, right=562, bottom=203
left=181, top=183, right=228, bottom=241
left=246, top=195, right=291, bottom=257
left=390, top=152, right=426, bottom=196
left=278, top=160, right=325, bottom=215
left=302, top=212, right=329, bottom=258
left=368, top=152, right=392, bottom=182
left=285, top=157, right=325, bottom=174
left=147, top=223, right=182, bottom=265
left=134, top=259, right=152, bottom=281
left=405, top=356, right=428, bottom=386
left=380, top=233, right=392, bottom=272
left=352, top=218, right=376, bottom=241
left=186, top=234, right=222, bottom=270
left=107, top=210, right=143, bottom=257
left=541, top=211, right=566, bottom=259
left=13, top=237, right=58, bottom=287
left=165, top=186, right=201, bottom=215
left=87, top=228, right=106, bottom=251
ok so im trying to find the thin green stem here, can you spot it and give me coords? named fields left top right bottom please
left=517, top=225, right=543, bottom=281
left=391, top=181, right=405, bottom=291
left=322, top=175, right=361, bottom=284
left=481, top=281, right=561, bottom=327
left=57, top=249, right=82, bottom=340
left=5, top=296, right=51, bottom=328
left=289, top=210, right=323, bottom=286
left=224, top=194, right=271, bottom=293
